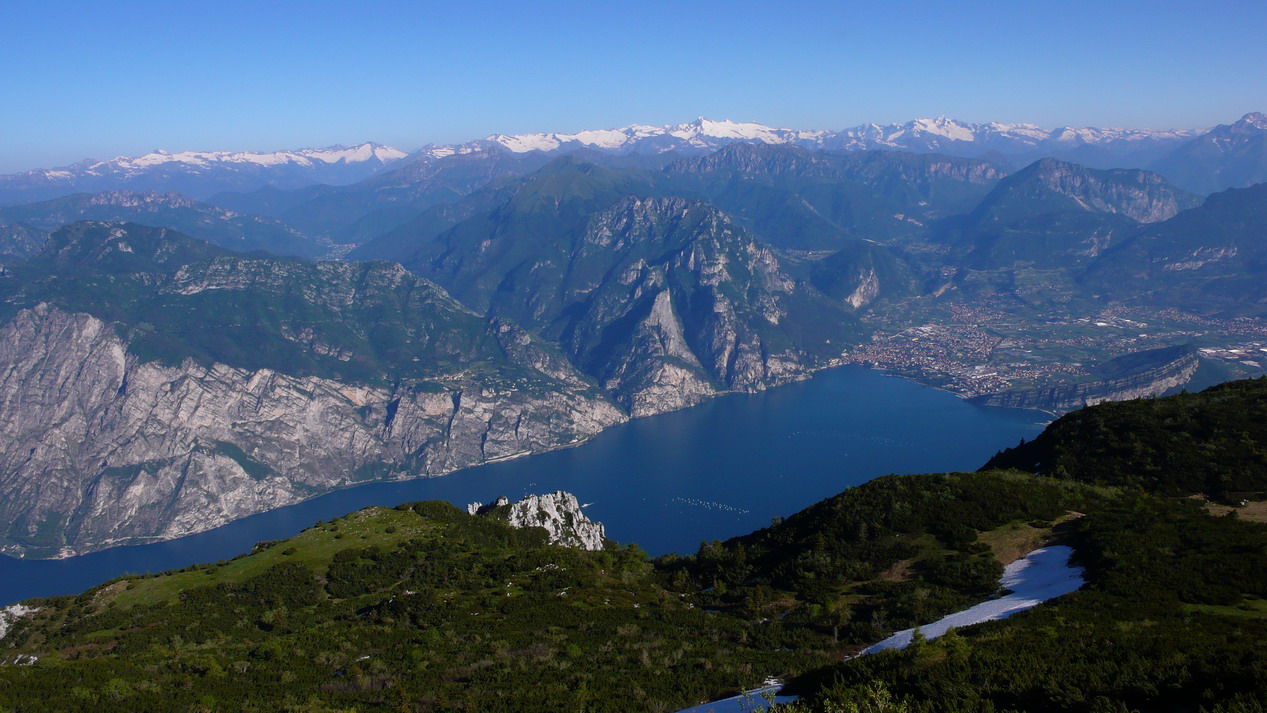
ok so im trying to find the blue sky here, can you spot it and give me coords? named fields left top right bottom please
left=1, top=0, right=1264, bottom=172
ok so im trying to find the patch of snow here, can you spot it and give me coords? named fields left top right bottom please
left=26, top=143, right=408, bottom=177
left=910, top=117, right=976, bottom=142
left=490, top=133, right=563, bottom=153
left=864, top=545, right=1084, bottom=654
left=568, top=129, right=634, bottom=149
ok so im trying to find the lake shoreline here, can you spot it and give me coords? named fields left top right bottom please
left=0, top=366, right=1048, bottom=606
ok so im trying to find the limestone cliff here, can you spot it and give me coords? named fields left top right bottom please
left=546, top=196, right=860, bottom=415
left=468, top=491, right=606, bottom=550
left=0, top=304, right=623, bottom=558
left=0, top=222, right=628, bottom=558
left=392, top=161, right=864, bottom=417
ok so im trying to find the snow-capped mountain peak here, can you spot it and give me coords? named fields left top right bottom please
left=905, top=116, right=977, bottom=142
left=1, top=114, right=1236, bottom=207
left=83, top=143, right=408, bottom=174
left=1238, top=112, right=1267, bottom=130
left=466, top=118, right=831, bottom=156
left=0, top=142, right=409, bottom=203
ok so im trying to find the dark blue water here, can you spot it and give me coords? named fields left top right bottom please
left=0, top=366, right=1047, bottom=606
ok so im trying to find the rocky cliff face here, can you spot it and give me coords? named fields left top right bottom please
left=1028, top=159, right=1196, bottom=223
left=468, top=491, right=605, bottom=550
left=970, top=345, right=1200, bottom=413
left=0, top=222, right=628, bottom=558
left=407, top=177, right=862, bottom=416
left=558, top=196, right=830, bottom=415
left=977, top=158, right=1201, bottom=225
left=947, top=158, right=1203, bottom=271
left=0, top=304, right=622, bottom=558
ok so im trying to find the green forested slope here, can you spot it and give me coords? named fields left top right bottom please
left=0, top=503, right=818, bottom=713
left=983, top=377, right=1267, bottom=499
left=781, top=379, right=1267, bottom=713
left=779, top=494, right=1267, bottom=713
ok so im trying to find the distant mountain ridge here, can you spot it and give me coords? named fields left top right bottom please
left=8, top=113, right=1254, bottom=208
left=1150, top=112, right=1267, bottom=194
left=0, top=190, right=330, bottom=258
left=422, top=116, right=1201, bottom=162
left=942, top=157, right=1202, bottom=270
left=0, top=143, right=408, bottom=205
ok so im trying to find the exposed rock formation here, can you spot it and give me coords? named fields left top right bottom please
left=468, top=491, right=605, bottom=550
left=0, top=303, right=624, bottom=558
left=970, top=345, right=1199, bottom=413
left=403, top=172, right=862, bottom=416
left=0, top=605, right=36, bottom=642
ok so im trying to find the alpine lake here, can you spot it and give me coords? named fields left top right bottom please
left=0, top=365, right=1047, bottom=606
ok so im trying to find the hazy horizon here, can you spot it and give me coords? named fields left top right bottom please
left=2, top=0, right=1265, bottom=173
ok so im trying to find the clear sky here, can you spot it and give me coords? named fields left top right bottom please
left=1, top=0, right=1265, bottom=173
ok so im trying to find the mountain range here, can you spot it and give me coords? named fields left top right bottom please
left=6, top=112, right=1266, bottom=207
left=0, top=112, right=1266, bottom=556
left=0, top=222, right=624, bottom=557
left=0, top=143, right=408, bottom=205
left=430, top=116, right=1200, bottom=168
left=0, top=110, right=1265, bottom=713
left=0, top=190, right=330, bottom=258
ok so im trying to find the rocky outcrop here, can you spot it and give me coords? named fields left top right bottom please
left=468, top=491, right=605, bottom=550
left=0, top=605, right=36, bottom=643
left=404, top=174, right=863, bottom=417
left=557, top=196, right=857, bottom=415
left=971, top=345, right=1199, bottom=413
left=0, top=304, right=624, bottom=558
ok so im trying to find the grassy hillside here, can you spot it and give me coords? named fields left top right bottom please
left=0, top=502, right=817, bottom=712
left=780, top=379, right=1267, bottom=713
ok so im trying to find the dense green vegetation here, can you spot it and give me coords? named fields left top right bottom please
left=774, top=380, right=1267, bottom=712
left=778, top=494, right=1267, bottom=713
left=0, top=502, right=819, bottom=712
left=660, top=472, right=1099, bottom=648
left=0, top=221, right=595, bottom=392
left=984, top=376, right=1267, bottom=499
